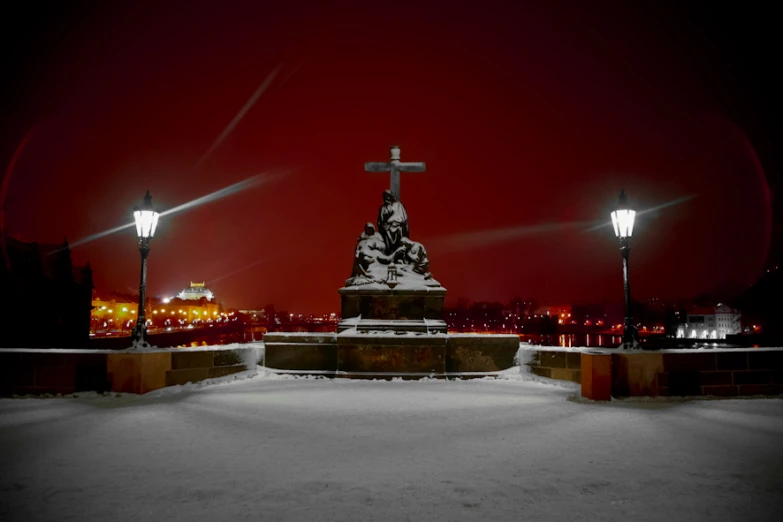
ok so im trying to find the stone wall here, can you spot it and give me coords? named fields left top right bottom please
left=525, top=349, right=582, bottom=384
left=521, top=346, right=783, bottom=399
left=0, top=345, right=261, bottom=396
left=612, top=350, right=783, bottom=397
left=0, top=351, right=109, bottom=395
left=264, top=334, right=338, bottom=372
left=264, top=333, right=520, bottom=377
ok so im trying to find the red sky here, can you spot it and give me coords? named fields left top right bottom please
left=2, top=1, right=777, bottom=313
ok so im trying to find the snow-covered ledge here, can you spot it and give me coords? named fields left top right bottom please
left=0, top=344, right=264, bottom=396
left=521, top=345, right=783, bottom=400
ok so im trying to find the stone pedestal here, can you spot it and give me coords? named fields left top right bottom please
left=337, top=285, right=447, bottom=333
left=581, top=351, right=612, bottom=401
left=263, top=332, right=520, bottom=378
left=108, top=352, right=172, bottom=394
left=337, top=334, right=447, bottom=374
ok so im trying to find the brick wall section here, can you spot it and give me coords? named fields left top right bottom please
left=612, top=351, right=782, bottom=397
left=265, top=333, right=338, bottom=371
left=0, top=352, right=110, bottom=395
left=0, top=347, right=259, bottom=395
left=655, top=351, right=783, bottom=397
left=612, top=353, right=665, bottom=396
left=581, top=352, right=611, bottom=401
left=526, top=350, right=582, bottom=384
left=264, top=333, right=519, bottom=376
left=524, top=348, right=783, bottom=398
left=165, top=348, right=253, bottom=386
left=446, top=335, right=518, bottom=373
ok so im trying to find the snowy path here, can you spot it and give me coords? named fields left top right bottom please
left=1, top=372, right=782, bottom=521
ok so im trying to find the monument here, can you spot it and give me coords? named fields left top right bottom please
left=339, top=146, right=446, bottom=334
left=264, top=146, right=518, bottom=377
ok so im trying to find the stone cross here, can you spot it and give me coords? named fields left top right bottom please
left=364, top=146, right=426, bottom=202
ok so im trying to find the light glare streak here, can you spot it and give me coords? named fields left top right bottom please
left=66, top=170, right=287, bottom=249
left=582, top=194, right=697, bottom=232
left=195, top=64, right=282, bottom=167
left=206, top=257, right=272, bottom=285
left=159, top=170, right=285, bottom=218
left=430, top=221, right=595, bottom=254
left=431, top=195, right=696, bottom=253
left=206, top=244, right=297, bottom=286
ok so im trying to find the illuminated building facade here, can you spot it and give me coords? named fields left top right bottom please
left=159, top=281, right=221, bottom=328
left=676, top=304, right=741, bottom=339
left=91, top=282, right=223, bottom=335
left=152, top=300, right=220, bottom=327
left=176, top=281, right=214, bottom=302
left=92, top=292, right=138, bottom=334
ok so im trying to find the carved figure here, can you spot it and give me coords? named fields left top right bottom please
left=344, top=190, right=438, bottom=288
left=346, top=223, right=404, bottom=286
left=377, top=189, right=409, bottom=255
left=400, top=237, right=431, bottom=278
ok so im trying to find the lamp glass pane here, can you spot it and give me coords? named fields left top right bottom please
left=620, top=210, right=631, bottom=237
left=150, top=212, right=160, bottom=237
left=627, top=210, right=636, bottom=237
left=134, top=210, right=158, bottom=238
left=610, top=211, right=620, bottom=237
left=134, top=211, right=143, bottom=237
left=612, top=209, right=636, bottom=238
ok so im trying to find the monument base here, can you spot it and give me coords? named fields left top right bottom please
left=337, top=285, right=448, bottom=334
left=263, top=332, right=520, bottom=378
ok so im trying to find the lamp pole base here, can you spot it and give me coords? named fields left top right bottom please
left=620, top=323, right=640, bottom=350
left=131, top=325, right=151, bottom=349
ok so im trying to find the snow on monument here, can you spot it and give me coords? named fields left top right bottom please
left=339, top=146, right=446, bottom=334
left=263, top=145, right=518, bottom=377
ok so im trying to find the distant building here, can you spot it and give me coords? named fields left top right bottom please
left=570, top=303, right=607, bottom=326
left=92, top=292, right=138, bottom=334
left=0, top=236, right=92, bottom=348
left=176, top=281, right=214, bottom=302
left=676, top=304, right=741, bottom=340
left=533, top=304, right=572, bottom=324
left=162, top=281, right=220, bottom=327
left=239, top=309, right=268, bottom=323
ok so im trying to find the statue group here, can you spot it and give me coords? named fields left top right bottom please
left=346, top=189, right=437, bottom=287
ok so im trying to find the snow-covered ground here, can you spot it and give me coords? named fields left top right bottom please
left=1, top=368, right=781, bottom=522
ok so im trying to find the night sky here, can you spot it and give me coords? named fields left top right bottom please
left=2, top=2, right=780, bottom=313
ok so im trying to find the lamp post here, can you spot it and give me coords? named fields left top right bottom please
left=131, top=191, right=160, bottom=347
left=610, top=190, right=639, bottom=349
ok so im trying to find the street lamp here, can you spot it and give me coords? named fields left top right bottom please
left=610, top=190, right=639, bottom=349
left=131, top=191, right=160, bottom=347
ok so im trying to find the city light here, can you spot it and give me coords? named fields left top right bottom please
left=133, top=198, right=159, bottom=239
left=131, top=191, right=160, bottom=346
left=611, top=190, right=640, bottom=349
left=610, top=209, right=636, bottom=238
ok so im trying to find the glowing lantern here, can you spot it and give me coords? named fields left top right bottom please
left=134, top=191, right=160, bottom=239
left=610, top=190, right=636, bottom=238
